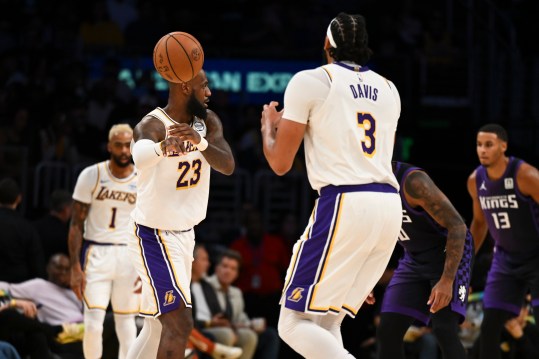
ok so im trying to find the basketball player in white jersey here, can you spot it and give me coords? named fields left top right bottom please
left=68, top=124, right=139, bottom=359
left=260, top=12, right=402, bottom=358
left=126, top=66, right=235, bottom=359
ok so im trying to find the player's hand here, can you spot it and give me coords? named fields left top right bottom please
left=427, top=277, right=453, bottom=313
left=364, top=291, right=376, bottom=305
left=133, top=277, right=142, bottom=294
left=166, top=123, right=202, bottom=153
left=261, top=101, right=283, bottom=133
left=70, top=265, right=86, bottom=301
left=14, top=299, right=38, bottom=318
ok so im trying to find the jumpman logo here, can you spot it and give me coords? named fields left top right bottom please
left=479, top=181, right=487, bottom=191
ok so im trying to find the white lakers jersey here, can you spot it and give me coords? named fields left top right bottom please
left=72, top=161, right=137, bottom=244
left=282, top=62, right=400, bottom=192
left=131, top=107, right=211, bottom=230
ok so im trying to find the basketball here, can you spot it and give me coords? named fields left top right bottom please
left=153, top=32, right=204, bottom=83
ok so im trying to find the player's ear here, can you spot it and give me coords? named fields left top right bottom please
left=181, top=82, right=191, bottom=94
left=501, top=140, right=507, bottom=153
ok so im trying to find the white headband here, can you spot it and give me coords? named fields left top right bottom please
left=326, top=19, right=337, bottom=48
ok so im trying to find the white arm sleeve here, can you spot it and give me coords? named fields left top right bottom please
left=132, top=139, right=164, bottom=170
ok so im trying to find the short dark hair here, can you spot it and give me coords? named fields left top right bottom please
left=0, top=177, right=20, bottom=205
left=328, top=12, right=373, bottom=65
left=478, top=123, right=508, bottom=142
left=216, top=249, right=242, bottom=269
left=49, top=189, right=72, bottom=212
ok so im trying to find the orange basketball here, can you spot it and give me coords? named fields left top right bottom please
left=153, top=32, right=204, bottom=83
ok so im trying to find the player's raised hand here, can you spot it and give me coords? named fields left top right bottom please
left=261, top=101, right=283, bottom=132
left=165, top=123, right=201, bottom=154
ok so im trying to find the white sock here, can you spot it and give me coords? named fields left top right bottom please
left=126, top=317, right=162, bottom=359
left=83, top=309, right=106, bottom=359
left=278, top=306, right=355, bottom=359
left=114, top=314, right=138, bottom=359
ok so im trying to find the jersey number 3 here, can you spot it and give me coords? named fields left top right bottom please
left=357, top=113, right=376, bottom=157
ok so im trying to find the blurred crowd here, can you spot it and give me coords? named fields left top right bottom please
left=0, top=1, right=538, bottom=358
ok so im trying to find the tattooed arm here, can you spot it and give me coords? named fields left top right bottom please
left=68, top=200, right=90, bottom=300
left=403, top=170, right=467, bottom=313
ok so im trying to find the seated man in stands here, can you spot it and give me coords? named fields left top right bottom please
left=0, top=253, right=84, bottom=358
left=191, top=244, right=243, bottom=359
left=205, top=249, right=280, bottom=359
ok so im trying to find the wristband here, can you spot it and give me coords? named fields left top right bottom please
left=197, top=137, right=208, bottom=151
left=154, top=141, right=164, bottom=156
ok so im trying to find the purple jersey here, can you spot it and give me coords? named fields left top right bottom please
left=381, top=162, right=474, bottom=324
left=474, top=157, right=539, bottom=260
left=394, top=162, right=448, bottom=272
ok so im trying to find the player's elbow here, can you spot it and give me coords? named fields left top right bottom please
left=214, top=157, right=235, bottom=176
left=221, top=160, right=235, bottom=176
left=269, top=162, right=292, bottom=176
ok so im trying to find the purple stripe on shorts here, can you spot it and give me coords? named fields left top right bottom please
left=320, top=183, right=397, bottom=197
left=284, top=194, right=339, bottom=312
left=137, top=224, right=187, bottom=315
left=80, top=240, right=91, bottom=269
left=482, top=298, right=522, bottom=316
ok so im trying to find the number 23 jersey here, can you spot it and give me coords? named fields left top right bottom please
left=131, top=107, right=211, bottom=231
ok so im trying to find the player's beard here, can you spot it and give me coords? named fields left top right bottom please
left=187, top=93, right=208, bottom=120
left=111, top=153, right=132, bottom=168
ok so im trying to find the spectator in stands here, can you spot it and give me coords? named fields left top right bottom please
left=0, top=177, right=46, bottom=283
left=206, top=249, right=280, bottom=359
left=500, top=297, right=539, bottom=359
left=33, top=189, right=73, bottom=264
left=0, top=253, right=84, bottom=359
left=191, top=244, right=243, bottom=359
left=229, top=208, right=290, bottom=328
left=0, top=340, right=20, bottom=359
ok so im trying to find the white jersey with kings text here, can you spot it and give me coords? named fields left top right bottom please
left=131, top=107, right=211, bottom=230
left=72, top=160, right=137, bottom=244
left=282, top=62, right=401, bottom=192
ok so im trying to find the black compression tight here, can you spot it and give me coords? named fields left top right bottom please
left=376, top=312, right=414, bottom=359
left=377, top=308, right=466, bottom=359
left=478, top=308, right=512, bottom=359
left=431, top=306, right=466, bottom=359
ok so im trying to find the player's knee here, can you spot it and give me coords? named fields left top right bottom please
left=277, top=311, right=295, bottom=344
left=85, top=319, right=104, bottom=336
left=160, top=307, right=193, bottom=337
